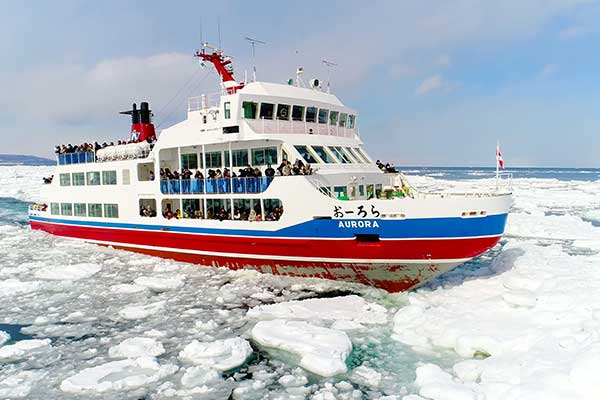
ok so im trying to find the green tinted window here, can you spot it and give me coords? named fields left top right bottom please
left=87, top=172, right=100, bottom=186
left=242, top=101, right=257, bottom=119
left=88, top=203, right=102, bottom=217
left=60, top=203, right=73, bottom=216
left=102, top=170, right=117, bottom=185
left=72, top=172, right=85, bottom=186
left=59, top=173, right=71, bottom=186
left=74, top=203, right=87, bottom=217
left=104, top=204, right=119, bottom=218
left=311, top=146, right=335, bottom=163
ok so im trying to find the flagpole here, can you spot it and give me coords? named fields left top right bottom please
left=496, top=140, right=500, bottom=190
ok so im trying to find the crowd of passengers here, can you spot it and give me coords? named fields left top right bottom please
left=160, top=204, right=283, bottom=222
left=54, top=138, right=156, bottom=155
left=376, top=160, right=399, bottom=173
left=158, top=159, right=313, bottom=183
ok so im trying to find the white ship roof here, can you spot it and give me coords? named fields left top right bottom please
left=237, top=82, right=345, bottom=107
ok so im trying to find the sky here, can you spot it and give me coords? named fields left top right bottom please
left=1, top=0, right=600, bottom=167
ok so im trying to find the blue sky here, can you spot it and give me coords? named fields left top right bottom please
left=1, top=0, right=600, bottom=166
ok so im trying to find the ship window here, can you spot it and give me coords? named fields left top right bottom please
left=182, top=199, right=203, bottom=219
left=102, top=170, right=117, bottom=185
left=224, top=101, right=231, bottom=119
left=206, top=199, right=231, bottom=220
left=87, top=171, right=100, bottom=186
left=88, top=203, right=103, bottom=217
left=224, top=150, right=231, bottom=167
left=292, top=105, right=305, bottom=121
left=104, top=204, right=119, bottom=218
left=359, top=185, right=365, bottom=197
left=60, top=203, right=73, bottom=216
left=375, top=184, right=383, bottom=199
left=329, top=111, right=339, bottom=126
left=294, top=145, right=318, bottom=164
left=306, top=107, right=317, bottom=123
left=51, top=203, right=60, bottom=215
left=339, top=113, right=347, bottom=127
left=205, top=151, right=222, bottom=168
left=181, top=154, right=198, bottom=170
left=341, top=147, right=358, bottom=163
left=263, top=199, right=283, bottom=221
left=232, top=149, right=249, bottom=167
left=311, top=146, right=335, bottom=163
left=139, top=199, right=157, bottom=218
left=277, top=104, right=290, bottom=120
left=356, top=147, right=371, bottom=163
left=333, top=186, right=347, bottom=199
left=122, top=169, right=131, bottom=185
left=252, top=147, right=277, bottom=166
left=233, top=199, right=261, bottom=221
left=347, top=115, right=356, bottom=129
left=259, top=103, right=274, bottom=120
left=223, top=126, right=239, bottom=134
left=59, top=173, right=71, bottom=186
left=242, top=101, right=257, bottom=119
left=347, top=148, right=366, bottom=163
left=367, top=184, right=375, bottom=199
left=328, top=146, right=350, bottom=163
left=72, top=172, right=85, bottom=186
left=318, top=109, right=329, bottom=124
left=74, top=203, right=87, bottom=217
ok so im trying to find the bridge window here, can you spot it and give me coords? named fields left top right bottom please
left=292, top=105, right=304, bottom=121
left=74, top=203, right=87, bottom=217
left=339, top=113, right=347, bottom=127
left=51, top=203, right=59, bottom=215
left=104, top=204, right=119, bottom=218
left=252, top=147, right=277, bottom=166
left=329, top=146, right=351, bottom=163
left=102, top=170, right=117, bottom=185
left=72, top=172, right=85, bottom=186
left=347, top=148, right=367, bottom=163
left=232, top=149, right=249, bottom=167
left=347, top=115, right=356, bottom=129
left=306, top=107, right=317, bottom=123
left=88, top=203, right=103, bottom=217
left=60, top=203, right=73, bottom=216
left=242, top=101, right=257, bottom=119
left=329, top=111, right=339, bottom=126
left=311, top=146, right=335, bottom=163
left=87, top=171, right=100, bottom=186
left=59, top=173, right=71, bottom=186
left=181, top=154, right=198, bottom=170
left=224, top=101, right=231, bottom=119
left=206, top=151, right=222, bottom=168
left=356, top=147, right=370, bottom=162
left=259, top=103, right=274, bottom=120
left=318, top=109, right=329, bottom=124
left=277, top=104, right=290, bottom=120
left=294, top=145, right=318, bottom=164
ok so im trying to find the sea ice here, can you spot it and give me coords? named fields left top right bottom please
left=0, top=370, right=47, bottom=398
left=133, top=275, right=185, bottom=292
left=251, top=319, right=352, bottom=377
left=60, top=357, right=178, bottom=394
left=34, top=262, right=101, bottom=280
left=0, top=339, right=51, bottom=362
left=247, top=295, right=388, bottom=324
left=119, top=300, right=166, bottom=320
left=0, top=331, right=9, bottom=346
left=108, top=337, right=165, bottom=358
left=178, top=337, right=253, bottom=371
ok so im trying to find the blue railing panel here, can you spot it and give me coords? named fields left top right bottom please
left=160, top=177, right=275, bottom=195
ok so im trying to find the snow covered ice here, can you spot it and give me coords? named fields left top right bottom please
left=5, top=165, right=600, bottom=398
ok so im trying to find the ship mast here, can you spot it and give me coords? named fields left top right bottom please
left=195, top=43, right=244, bottom=94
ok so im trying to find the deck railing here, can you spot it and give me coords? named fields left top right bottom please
left=245, top=119, right=356, bottom=138
left=57, top=152, right=95, bottom=165
left=160, top=176, right=275, bottom=195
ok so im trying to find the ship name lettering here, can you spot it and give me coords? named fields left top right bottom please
left=338, top=220, right=379, bottom=228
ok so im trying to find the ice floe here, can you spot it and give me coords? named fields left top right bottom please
left=0, top=339, right=51, bottom=362
left=178, top=337, right=253, bottom=371
left=108, top=337, right=165, bottom=358
left=251, top=319, right=352, bottom=377
left=34, top=262, right=101, bottom=280
left=60, top=357, right=178, bottom=394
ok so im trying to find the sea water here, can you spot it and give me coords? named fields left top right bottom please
left=2, top=165, right=600, bottom=399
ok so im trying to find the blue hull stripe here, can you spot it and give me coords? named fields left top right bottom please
left=29, top=214, right=508, bottom=239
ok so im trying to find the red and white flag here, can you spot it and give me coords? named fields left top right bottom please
left=496, top=143, right=504, bottom=169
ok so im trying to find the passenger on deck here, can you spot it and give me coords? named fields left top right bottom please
left=175, top=209, right=182, bottom=219
left=194, top=170, right=204, bottom=180
left=149, top=171, right=155, bottom=181
left=43, top=175, right=53, bottom=184
left=249, top=209, right=257, bottom=222
left=233, top=208, right=241, bottom=220
left=265, top=164, right=275, bottom=177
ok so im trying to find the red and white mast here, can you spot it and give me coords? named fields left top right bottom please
left=195, top=44, right=244, bottom=94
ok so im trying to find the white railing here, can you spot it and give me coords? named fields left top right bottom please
left=245, top=118, right=356, bottom=138
left=188, top=92, right=221, bottom=112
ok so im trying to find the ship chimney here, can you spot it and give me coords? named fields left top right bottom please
left=120, top=101, right=156, bottom=143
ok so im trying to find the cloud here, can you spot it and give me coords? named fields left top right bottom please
left=0, top=52, right=205, bottom=126
left=415, top=74, right=458, bottom=96
left=558, top=25, right=590, bottom=39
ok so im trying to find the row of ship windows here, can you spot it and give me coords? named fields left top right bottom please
left=153, top=198, right=283, bottom=221
left=50, top=203, right=119, bottom=218
left=294, top=145, right=369, bottom=165
left=59, top=170, right=117, bottom=186
left=228, top=101, right=356, bottom=128
left=180, top=146, right=278, bottom=170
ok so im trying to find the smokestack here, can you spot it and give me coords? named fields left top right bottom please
left=120, top=101, right=156, bottom=143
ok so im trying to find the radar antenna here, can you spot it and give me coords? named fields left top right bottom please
left=322, top=59, right=338, bottom=94
left=245, top=36, right=266, bottom=82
